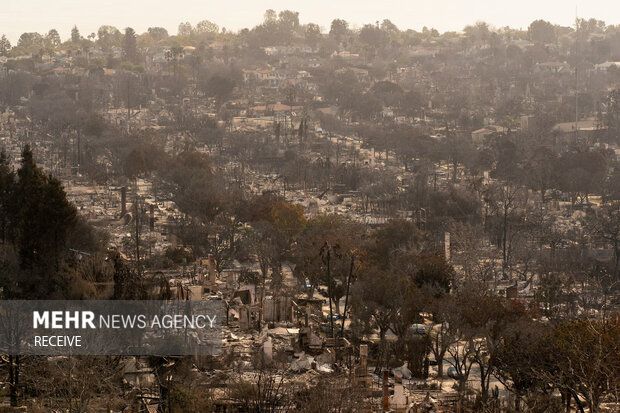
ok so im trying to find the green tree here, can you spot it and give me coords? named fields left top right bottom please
left=71, top=25, right=81, bottom=43
left=97, top=25, right=122, bottom=51
left=329, top=19, right=349, bottom=42
left=278, top=10, right=300, bottom=37
left=0, top=35, right=11, bottom=56
left=0, top=150, right=13, bottom=242
left=201, top=73, right=235, bottom=110
left=178, top=22, right=193, bottom=37
left=46, top=29, right=61, bottom=48
left=147, top=27, right=169, bottom=41
left=304, top=23, right=321, bottom=49
left=368, top=219, right=424, bottom=268
left=14, top=146, right=77, bottom=272
left=606, top=89, right=620, bottom=141
left=263, top=9, right=277, bottom=24
left=380, top=19, right=399, bottom=35
left=195, top=20, right=219, bottom=37
left=410, top=254, right=454, bottom=296
left=17, top=32, right=43, bottom=50
left=527, top=20, right=556, bottom=45
left=359, top=24, right=388, bottom=50
left=0, top=146, right=86, bottom=299
left=586, top=201, right=620, bottom=279
left=123, top=27, right=137, bottom=63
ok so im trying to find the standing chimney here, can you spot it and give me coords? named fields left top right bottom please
left=383, top=370, right=390, bottom=412
left=208, top=254, right=216, bottom=284
left=360, top=344, right=368, bottom=373
left=121, top=187, right=127, bottom=216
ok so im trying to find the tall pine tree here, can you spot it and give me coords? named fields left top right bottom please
left=0, top=150, right=13, bottom=243
left=1, top=145, right=78, bottom=297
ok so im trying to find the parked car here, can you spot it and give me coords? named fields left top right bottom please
left=325, top=313, right=343, bottom=322
left=447, top=366, right=463, bottom=380
left=409, top=323, right=427, bottom=335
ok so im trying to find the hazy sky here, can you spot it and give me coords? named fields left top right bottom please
left=2, top=0, right=619, bottom=44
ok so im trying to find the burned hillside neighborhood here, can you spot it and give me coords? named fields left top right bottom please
left=0, top=5, right=619, bottom=413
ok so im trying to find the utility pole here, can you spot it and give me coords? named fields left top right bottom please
left=134, top=197, right=141, bottom=275
left=76, top=128, right=80, bottom=174
left=126, top=77, right=131, bottom=134
left=575, top=5, right=579, bottom=142
left=341, top=254, right=354, bottom=337
left=321, top=242, right=335, bottom=338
